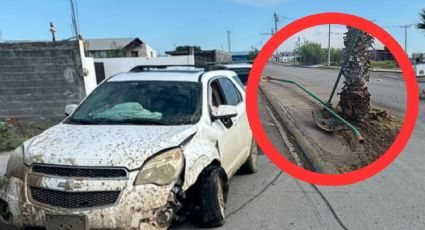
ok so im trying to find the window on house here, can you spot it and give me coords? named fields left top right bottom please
left=131, top=51, right=139, bottom=57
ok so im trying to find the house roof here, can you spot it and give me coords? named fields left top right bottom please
left=85, top=38, right=143, bottom=51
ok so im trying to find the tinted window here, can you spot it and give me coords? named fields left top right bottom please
left=218, top=78, right=242, bottom=106
left=232, top=76, right=245, bottom=90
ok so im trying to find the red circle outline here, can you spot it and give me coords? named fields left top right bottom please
left=246, top=13, right=419, bottom=186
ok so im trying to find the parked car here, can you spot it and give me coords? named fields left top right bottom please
left=0, top=66, right=258, bottom=230
left=207, top=63, right=252, bottom=87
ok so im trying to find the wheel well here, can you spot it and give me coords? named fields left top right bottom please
left=184, top=160, right=229, bottom=205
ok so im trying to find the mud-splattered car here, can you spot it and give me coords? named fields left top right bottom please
left=0, top=66, right=258, bottom=230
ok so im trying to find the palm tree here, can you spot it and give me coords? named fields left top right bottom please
left=418, top=9, right=425, bottom=31
left=336, top=27, right=374, bottom=121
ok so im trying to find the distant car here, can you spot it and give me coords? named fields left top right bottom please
left=216, top=63, right=252, bottom=87
left=0, top=66, right=258, bottom=230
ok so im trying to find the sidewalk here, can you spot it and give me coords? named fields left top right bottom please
left=259, top=79, right=355, bottom=173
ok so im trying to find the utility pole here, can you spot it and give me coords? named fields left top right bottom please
left=70, top=0, right=80, bottom=38
left=227, top=30, right=231, bottom=52
left=273, top=12, right=279, bottom=62
left=328, top=24, right=331, bottom=66
left=399, top=24, right=416, bottom=57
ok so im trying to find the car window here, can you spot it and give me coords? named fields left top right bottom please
left=232, top=76, right=245, bottom=90
left=68, top=81, right=202, bottom=125
left=218, top=78, right=242, bottom=106
left=210, top=80, right=225, bottom=108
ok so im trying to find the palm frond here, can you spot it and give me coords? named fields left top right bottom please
left=418, top=9, right=425, bottom=30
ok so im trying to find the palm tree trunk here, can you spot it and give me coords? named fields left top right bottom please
left=337, top=27, right=374, bottom=121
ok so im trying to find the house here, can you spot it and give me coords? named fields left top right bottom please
left=85, top=38, right=157, bottom=58
left=166, top=47, right=231, bottom=66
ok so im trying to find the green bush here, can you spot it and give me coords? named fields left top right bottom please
left=0, top=122, right=44, bottom=152
left=371, top=60, right=399, bottom=69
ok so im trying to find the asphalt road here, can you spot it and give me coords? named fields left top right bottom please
left=264, top=64, right=408, bottom=117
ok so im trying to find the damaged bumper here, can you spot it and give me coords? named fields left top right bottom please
left=0, top=167, right=179, bottom=230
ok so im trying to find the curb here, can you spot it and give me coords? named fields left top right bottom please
left=259, top=83, right=339, bottom=174
left=270, top=62, right=402, bottom=73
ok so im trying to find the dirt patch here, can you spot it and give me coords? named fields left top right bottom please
left=333, top=108, right=402, bottom=172
left=0, top=118, right=47, bottom=152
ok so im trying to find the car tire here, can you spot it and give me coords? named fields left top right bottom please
left=239, top=137, right=259, bottom=174
left=197, top=166, right=227, bottom=228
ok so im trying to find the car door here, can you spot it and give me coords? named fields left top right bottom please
left=219, top=77, right=251, bottom=170
left=209, top=77, right=246, bottom=176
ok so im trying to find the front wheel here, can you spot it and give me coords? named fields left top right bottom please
left=197, top=166, right=227, bottom=228
left=239, top=137, right=259, bottom=174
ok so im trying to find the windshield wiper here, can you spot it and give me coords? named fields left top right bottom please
left=66, top=118, right=99, bottom=125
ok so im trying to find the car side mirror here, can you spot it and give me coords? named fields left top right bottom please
left=212, top=105, right=238, bottom=119
left=64, top=104, right=78, bottom=116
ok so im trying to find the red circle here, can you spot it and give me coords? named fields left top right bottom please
left=246, top=13, right=419, bottom=186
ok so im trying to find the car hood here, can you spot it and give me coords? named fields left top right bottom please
left=24, top=124, right=197, bottom=170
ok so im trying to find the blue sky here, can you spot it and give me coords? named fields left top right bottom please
left=0, top=0, right=424, bottom=55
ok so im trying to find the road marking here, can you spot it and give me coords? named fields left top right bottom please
left=264, top=103, right=304, bottom=167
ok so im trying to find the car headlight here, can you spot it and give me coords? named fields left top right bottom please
left=5, top=146, right=24, bottom=180
left=134, top=148, right=184, bottom=186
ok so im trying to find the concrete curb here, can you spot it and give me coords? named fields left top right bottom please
left=259, top=84, right=339, bottom=174
left=271, top=62, right=402, bottom=73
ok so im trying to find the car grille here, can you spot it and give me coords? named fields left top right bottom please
left=30, top=187, right=120, bottom=209
left=32, top=165, right=127, bottom=178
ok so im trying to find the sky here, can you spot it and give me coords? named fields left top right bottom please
left=0, top=0, right=424, bottom=56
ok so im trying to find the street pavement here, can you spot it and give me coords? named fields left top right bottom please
left=264, top=64, right=407, bottom=117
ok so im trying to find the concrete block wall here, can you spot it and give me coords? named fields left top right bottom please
left=0, top=41, right=85, bottom=123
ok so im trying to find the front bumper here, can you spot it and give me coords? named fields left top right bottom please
left=0, top=168, right=176, bottom=230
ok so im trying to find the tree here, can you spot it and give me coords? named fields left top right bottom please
left=418, top=9, right=425, bottom=31
left=248, top=48, right=259, bottom=61
left=297, top=41, right=324, bottom=65
left=336, top=27, right=374, bottom=121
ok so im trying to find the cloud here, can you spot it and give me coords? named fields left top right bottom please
left=231, top=0, right=288, bottom=6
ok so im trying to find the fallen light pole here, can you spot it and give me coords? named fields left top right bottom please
left=263, top=76, right=364, bottom=143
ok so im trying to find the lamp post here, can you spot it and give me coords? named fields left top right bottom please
left=49, top=22, right=57, bottom=42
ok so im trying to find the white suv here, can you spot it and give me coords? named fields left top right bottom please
left=0, top=66, right=258, bottom=229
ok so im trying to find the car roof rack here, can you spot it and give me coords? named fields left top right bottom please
left=129, top=65, right=197, bottom=72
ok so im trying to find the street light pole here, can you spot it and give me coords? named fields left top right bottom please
left=227, top=30, right=231, bottom=52
left=274, top=12, right=279, bottom=62
left=328, top=24, right=331, bottom=67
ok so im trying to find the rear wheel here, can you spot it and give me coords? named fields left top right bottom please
left=239, top=137, right=259, bottom=174
left=197, top=166, right=227, bottom=228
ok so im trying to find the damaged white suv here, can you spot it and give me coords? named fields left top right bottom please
left=0, top=66, right=258, bottom=230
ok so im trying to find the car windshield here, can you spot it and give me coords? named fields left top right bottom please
left=230, top=68, right=251, bottom=85
left=67, top=81, right=202, bottom=125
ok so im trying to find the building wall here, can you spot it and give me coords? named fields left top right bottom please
left=89, top=44, right=157, bottom=58
left=94, top=55, right=195, bottom=78
left=0, top=41, right=86, bottom=122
